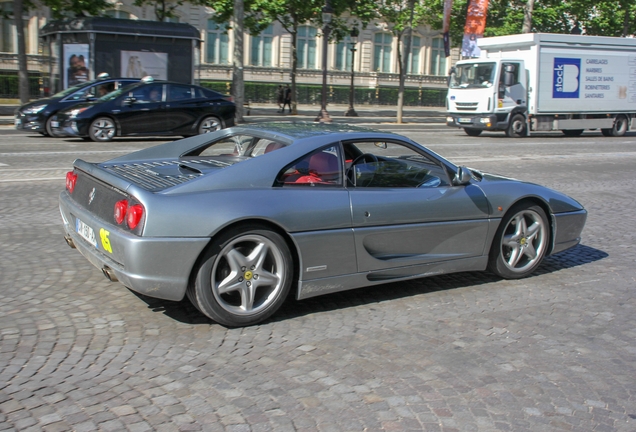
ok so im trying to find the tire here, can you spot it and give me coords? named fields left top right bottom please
left=188, top=226, right=293, bottom=327
left=198, top=116, right=222, bottom=134
left=488, top=203, right=549, bottom=279
left=562, top=129, right=584, bottom=137
left=89, top=117, right=116, bottom=142
left=44, top=117, right=55, bottom=137
left=610, top=115, right=628, bottom=137
left=505, top=114, right=527, bottom=138
left=464, top=128, right=482, bottom=137
left=601, top=128, right=612, bottom=137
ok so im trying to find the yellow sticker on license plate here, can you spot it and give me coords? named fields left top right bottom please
left=76, top=218, right=97, bottom=247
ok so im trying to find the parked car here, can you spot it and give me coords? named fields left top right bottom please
left=14, top=74, right=139, bottom=136
left=51, top=77, right=236, bottom=142
left=59, top=123, right=587, bottom=326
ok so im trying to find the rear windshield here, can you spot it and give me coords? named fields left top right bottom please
left=184, top=134, right=287, bottom=159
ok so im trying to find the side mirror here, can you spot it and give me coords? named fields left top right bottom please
left=453, top=166, right=472, bottom=185
left=448, top=66, right=456, bottom=76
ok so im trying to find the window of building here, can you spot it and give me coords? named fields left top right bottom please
left=373, top=33, right=393, bottom=73
left=430, top=37, right=448, bottom=76
left=250, top=24, right=273, bottom=67
left=408, top=35, right=421, bottom=75
left=335, top=36, right=354, bottom=71
left=104, top=10, right=132, bottom=19
left=207, top=21, right=229, bottom=65
left=297, top=26, right=317, bottom=69
left=1, top=2, right=14, bottom=53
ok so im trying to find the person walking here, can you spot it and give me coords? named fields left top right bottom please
left=276, top=85, right=284, bottom=113
left=283, top=84, right=292, bottom=114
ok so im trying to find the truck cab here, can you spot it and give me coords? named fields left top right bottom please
left=446, top=59, right=528, bottom=137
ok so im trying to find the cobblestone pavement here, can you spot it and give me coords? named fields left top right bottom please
left=1, top=126, right=635, bottom=431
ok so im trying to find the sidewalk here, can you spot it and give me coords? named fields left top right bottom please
left=0, top=102, right=447, bottom=126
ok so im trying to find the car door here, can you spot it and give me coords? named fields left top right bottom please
left=164, top=83, right=199, bottom=132
left=345, top=140, right=491, bottom=273
left=115, top=83, right=167, bottom=135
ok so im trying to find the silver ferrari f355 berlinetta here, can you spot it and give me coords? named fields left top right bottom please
left=59, top=122, right=587, bottom=326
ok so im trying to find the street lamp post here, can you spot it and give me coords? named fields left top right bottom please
left=315, top=1, right=333, bottom=123
left=345, top=26, right=359, bottom=117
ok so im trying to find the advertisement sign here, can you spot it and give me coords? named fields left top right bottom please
left=121, top=51, right=168, bottom=80
left=63, top=44, right=90, bottom=88
left=462, top=0, right=489, bottom=58
left=538, top=49, right=636, bottom=112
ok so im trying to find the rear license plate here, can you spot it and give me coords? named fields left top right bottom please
left=76, top=218, right=97, bottom=247
left=51, top=121, right=59, bottom=128
left=458, top=118, right=472, bottom=124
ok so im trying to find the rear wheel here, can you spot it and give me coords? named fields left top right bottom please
left=89, top=117, right=116, bottom=142
left=505, top=114, right=526, bottom=138
left=188, top=226, right=293, bottom=327
left=611, top=115, right=628, bottom=137
left=464, top=128, right=482, bottom=137
left=488, top=203, right=549, bottom=279
left=562, top=129, right=584, bottom=137
left=198, top=116, right=222, bottom=134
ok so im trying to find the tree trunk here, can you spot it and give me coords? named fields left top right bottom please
left=290, top=21, right=298, bottom=115
left=522, top=0, right=535, bottom=33
left=397, top=0, right=415, bottom=124
left=14, top=0, right=30, bottom=104
left=621, top=0, right=631, bottom=37
left=232, top=0, right=245, bottom=123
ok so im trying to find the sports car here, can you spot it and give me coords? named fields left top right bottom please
left=59, top=123, right=587, bottom=326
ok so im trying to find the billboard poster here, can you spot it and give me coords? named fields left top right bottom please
left=121, top=51, right=168, bottom=80
left=63, top=44, right=90, bottom=88
left=442, top=0, right=453, bottom=58
left=462, top=0, right=489, bottom=58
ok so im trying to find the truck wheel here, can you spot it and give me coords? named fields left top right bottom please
left=464, top=128, right=482, bottom=137
left=601, top=128, right=612, bottom=137
left=506, top=114, right=526, bottom=138
left=610, top=115, right=628, bottom=137
left=562, top=129, right=583, bottom=137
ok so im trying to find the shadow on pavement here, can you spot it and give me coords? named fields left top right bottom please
left=132, top=243, right=607, bottom=327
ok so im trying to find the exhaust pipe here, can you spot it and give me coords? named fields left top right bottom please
left=64, top=235, right=76, bottom=249
left=102, top=266, right=118, bottom=282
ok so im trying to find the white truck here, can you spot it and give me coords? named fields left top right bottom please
left=446, top=33, right=636, bottom=137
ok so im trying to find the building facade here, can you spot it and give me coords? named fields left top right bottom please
left=0, top=0, right=454, bottom=100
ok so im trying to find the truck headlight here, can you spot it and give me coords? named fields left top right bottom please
left=479, top=117, right=491, bottom=124
left=446, top=116, right=454, bottom=123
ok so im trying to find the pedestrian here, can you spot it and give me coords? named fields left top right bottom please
left=283, top=84, right=292, bottom=114
left=276, top=85, right=284, bottom=113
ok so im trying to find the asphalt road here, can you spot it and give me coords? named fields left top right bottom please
left=1, top=123, right=635, bottom=431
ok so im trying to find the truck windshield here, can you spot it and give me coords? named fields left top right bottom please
left=450, top=62, right=496, bottom=89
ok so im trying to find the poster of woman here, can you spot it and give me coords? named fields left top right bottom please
left=64, top=44, right=90, bottom=88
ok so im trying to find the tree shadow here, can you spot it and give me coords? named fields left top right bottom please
left=132, top=243, right=607, bottom=327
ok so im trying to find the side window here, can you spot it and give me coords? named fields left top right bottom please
left=344, top=141, right=449, bottom=188
left=277, top=146, right=342, bottom=187
left=168, top=84, right=193, bottom=101
left=69, top=87, right=94, bottom=101
left=132, top=84, right=163, bottom=103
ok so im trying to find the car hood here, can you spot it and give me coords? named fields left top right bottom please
left=19, top=97, right=59, bottom=110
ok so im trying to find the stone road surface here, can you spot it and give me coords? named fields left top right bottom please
left=0, top=124, right=635, bottom=431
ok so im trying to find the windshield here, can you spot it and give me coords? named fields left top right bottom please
left=450, top=62, right=496, bottom=89
left=51, top=82, right=93, bottom=98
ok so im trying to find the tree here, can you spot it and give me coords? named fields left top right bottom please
left=14, top=0, right=30, bottom=104
left=207, top=0, right=375, bottom=115
left=233, top=0, right=245, bottom=123
left=374, top=0, right=429, bottom=123
left=133, top=0, right=208, bottom=21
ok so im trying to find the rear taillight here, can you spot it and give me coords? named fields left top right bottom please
left=114, top=199, right=128, bottom=224
left=66, top=171, right=77, bottom=193
left=126, top=204, right=144, bottom=229
left=113, top=200, right=144, bottom=230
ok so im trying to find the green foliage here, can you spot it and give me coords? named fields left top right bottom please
left=38, top=0, right=111, bottom=19
left=0, top=73, right=42, bottom=99
left=133, top=0, right=209, bottom=21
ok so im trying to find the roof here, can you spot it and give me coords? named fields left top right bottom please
left=40, top=17, right=201, bottom=40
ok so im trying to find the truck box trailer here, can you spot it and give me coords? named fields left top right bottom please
left=446, top=33, right=636, bottom=137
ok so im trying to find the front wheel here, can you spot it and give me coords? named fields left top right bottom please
left=505, top=114, right=527, bottom=138
left=488, top=203, right=549, bottom=279
left=188, top=226, right=293, bottom=327
left=198, top=116, right=222, bottom=134
left=89, top=117, right=116, bottom=142
left=464, top=128, right=482, bottom=137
